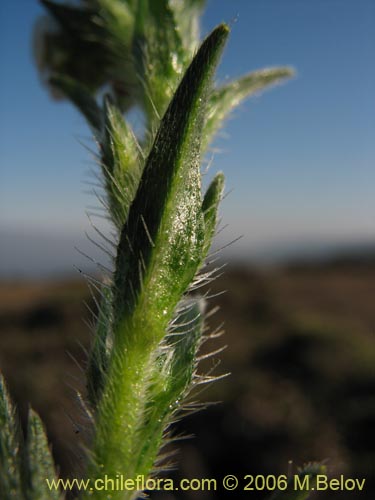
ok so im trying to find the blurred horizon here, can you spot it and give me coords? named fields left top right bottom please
left=1, top=0, right=375, bottom=277
left=3, top=223, right=375, bottom=278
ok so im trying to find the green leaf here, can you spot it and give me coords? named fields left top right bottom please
left=92, top=0, right=135, bottom=60
left=169, top=0, right=205, bottom=55
left=204, top=67, right=294, bottom=150
left=43, top=77, right=143, bottom=229
left=37, top=0, right=111, bottom=94
left=36, top=0, right=138, bottom=111
left=133, top=0, right=188, bottom=123
left=101, top=99, right=143, bottom=227
left=24, top=410, right=61, bottom=500
left=46, top=76, right=143, bottom=230
left=202, top=172, right=225, bottom=258
left=86, top=287, right=113, bottom=407
left=113, top=23, right=230, bottom=333
left=0, top=376, right=60, bottom=500
left=162, top=300, right=204, bottom=400
left=84, top=0, right=139, bottom=111
left=0, top=375, right=23, bottom=500
left=269, top=463, right=327, bottom=500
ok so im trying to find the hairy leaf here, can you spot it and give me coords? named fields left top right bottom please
left=133, top=0, right=188, bottom=123
left=169, top=0, right=205, bottom=55
left=0, top=375, right=23, bottom=500
left=86, top=287, right=113, bottom=407
left=204, top=67, right=294, bottom=150
left=48, top=75, right=143, bottom=228
left=24, top=410, right=61, bottom=500
left=202, top=172, right=225, bottom=258
left=113, top=24, right=229, bottom=332
left=101, top=99, right=143, bottom=227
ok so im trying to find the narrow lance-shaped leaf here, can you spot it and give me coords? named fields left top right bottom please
left=24, top=410, right=61, bottom=500
left=94, top=0, right=135, bottom=43
left=133, top=0, right=187, bottom=124
left=0, top=375, right=24, bottom=500
left=86, top=287, right=113, bottom=407
left=169, top=0, right=206, bottom=56
left=48, top=75, right=143, bottom=228
left=203, top=67, right=294, bottom=151
left=101, top=99, right=143, bottom=228
left=87, top=0, right=139, bottom=111
left=113, top=23, right=230, bottom=334
left=202, top=171, right=225, bottom=258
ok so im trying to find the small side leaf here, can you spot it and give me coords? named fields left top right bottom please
left=163, top=299, right=204, bottom=400
left=202, top=172, right=225, bottom=258
left=169, top=0, right=205, bottom=56
left=133, top=0, right=188, bottom=122
left=41, top=77, right=143, bottom=229
left=269, top=463, right=327, bottom=500
left=91, top=0, right=138, bottom=111
left=86, top=287, right=113, bottom=407
left=25, top=410, right=61, bottom=500
left=101, top=99, right=143, bottom=227
left=204, top=67, right=294, bottom=150
left=0, top=375, right=23, bottom=500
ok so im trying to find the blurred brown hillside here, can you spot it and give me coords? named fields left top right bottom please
left=0, top=263, right=374, bottom=499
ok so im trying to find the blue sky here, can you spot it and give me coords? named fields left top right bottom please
left=1, top=0, right=375, bottom=274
